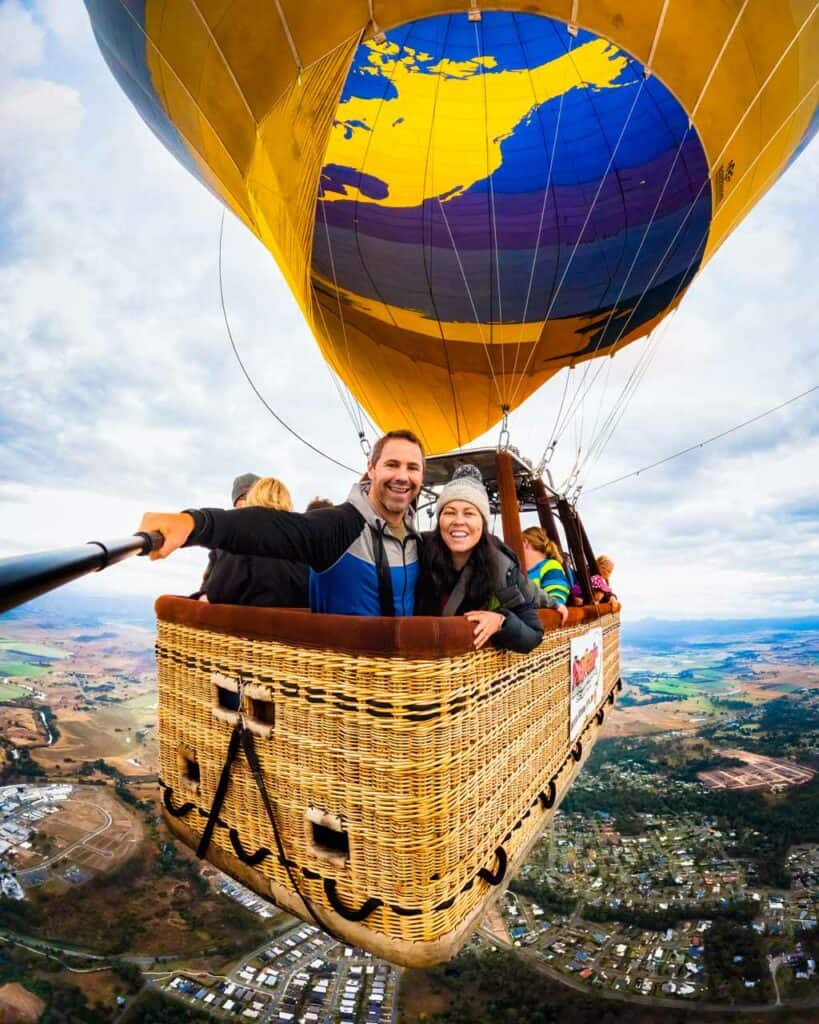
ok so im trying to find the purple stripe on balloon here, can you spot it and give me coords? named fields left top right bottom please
left=315, top=136, right=708, bottom=251
left=312, top=192, right=710, bottom=325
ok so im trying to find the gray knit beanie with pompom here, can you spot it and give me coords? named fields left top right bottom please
left=435, top=464, right=491, bottom=525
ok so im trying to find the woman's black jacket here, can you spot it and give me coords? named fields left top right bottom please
left=201, top=551, right=309, bottom=608
left=415, top=536, right=544, bottom=654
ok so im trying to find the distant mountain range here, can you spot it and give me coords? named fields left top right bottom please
left=622, top=616, right=819, bottom=646
left=5, top=590, right=818, bottom=643
left=2, top=590, right=157, bottom=630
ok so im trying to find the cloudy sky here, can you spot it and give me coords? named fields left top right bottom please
left=1, top=1, right=817, bottom=619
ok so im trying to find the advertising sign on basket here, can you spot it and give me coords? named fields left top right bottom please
left=570, top=627, right=604, bottom=743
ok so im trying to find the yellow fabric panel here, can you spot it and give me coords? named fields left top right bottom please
left=313, top=290, right=560, bottom=450
left=194, top=0, right=294, bottom=121
left=275, top=0, right=816, bottom=268
left=310, top=271, right=673, bottom=454
left=705, top=2, right=819, bottom=261
left=144, top=1, right=257, bottom=229
left=247, top=36, right=362, bottom=320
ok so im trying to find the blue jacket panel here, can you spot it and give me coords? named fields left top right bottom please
left=309, top=552, right=419, bottom=617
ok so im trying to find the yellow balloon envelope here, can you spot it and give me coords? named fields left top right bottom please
left=84, top=1, right=818, bottom=454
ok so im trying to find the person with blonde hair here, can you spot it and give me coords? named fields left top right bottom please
left=596, top=554, right=614, bottom=584
left=521, top=526, right=571, bottom=607
left=245, top=476, right=293, bottom=511
left=200, top=476, right=308, bottom=608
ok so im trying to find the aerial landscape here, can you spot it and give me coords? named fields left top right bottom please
left=1, top=593, right=817, bottom=1023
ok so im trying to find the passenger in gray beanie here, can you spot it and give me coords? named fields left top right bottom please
left=231, top=473, right=260, bottom=508
left=415, top=464, right=545, bottom=653
left=196, top=473, right=260, bottom=593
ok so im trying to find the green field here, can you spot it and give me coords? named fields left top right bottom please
left=0, top=661, right=47, bottom=678
left=0, top=639, right=68, bottom=658
left=122, top=692, right=159, bottom=711
left=0, top=682, right=31, bottom=700
left=633, top=666, right=729, bottom=700
left=637, top=676, right=702, bottom=698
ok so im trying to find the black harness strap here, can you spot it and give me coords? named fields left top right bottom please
left=538, top=780, right=557, bottom=809
left=163, top=787, right=196, bottom=818
left=229, top=828, right=271, bottom=867
left=370, top=525, right=395, bottom=617
left=324, top=879, right=384, bottom=922
left=196, top=721, right=242, bottom=858
left=477, top=846, right=508, bottom=886
left=240, top=728, right=343, bottom=942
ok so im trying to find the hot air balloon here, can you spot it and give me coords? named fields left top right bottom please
left=83, top=0, right=817, bottom=454
left=78, top=0, right=817, bottom=966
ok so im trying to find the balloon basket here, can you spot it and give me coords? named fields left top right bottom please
left=155, top=596, right=620, bottom=966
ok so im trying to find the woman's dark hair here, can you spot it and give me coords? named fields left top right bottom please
left=418, top=527, right=498, bottom=613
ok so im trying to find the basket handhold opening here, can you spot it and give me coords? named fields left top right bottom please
left=307, top=806, right=350, bottom=863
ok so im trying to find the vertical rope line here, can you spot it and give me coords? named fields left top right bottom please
left=579, top=75, right=819, bottom=484
left=109, top=0, right=248, bottom=190
left=580, top=227, right=710, bottom=478
left=420, top=15, right=466, bottom=445
left=217, top=211, right=359, bottom=473
left=689, top=0, right=751, bottom=121
left=598, top=14, right=819, bottom=362
left=474, top=19, right=506, bottom=398
left=645, top=0, right=670, bottom=73
left=437, top=199, right=506, bottom=408
left=545, top=54, right=651, bottom=443
left=337, top=22, right=450, bottom=437
left=507, top=74, right=648, bottom=408
left=508, top=21, right=575, bottom=392
left=591, top=72, right=819, bottom=371
left=535, top=367, right=573, bottom=475
left=529, top=0, right=756, bottom=470
left=311, top=283, right=368, bottom=437
left=187, top=0, right=257, bottom=124
left=319, top=199, right=380, bottom=420
left=708, top=1, right=819, bottom=175
left=584, top=353, right=614, bottom=463
left=701, top=77, right=819, bottom=258
left=273, top=0, right=304, bottom=74
left=585, top=326, right=666, bottom=471
left=579, top=312, right=674, bottom=481
left=559, top=75, right=819, bottom=454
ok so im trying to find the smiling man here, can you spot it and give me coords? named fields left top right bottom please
left=138, top=430, right=425, bottom=616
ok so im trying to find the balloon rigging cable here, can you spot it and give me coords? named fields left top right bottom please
left=216, top=210, right=360, bottom=476
left=585, top=383, right=819, bottom=494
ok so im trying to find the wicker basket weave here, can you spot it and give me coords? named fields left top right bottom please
left=156, top=597, right=620, bottom=965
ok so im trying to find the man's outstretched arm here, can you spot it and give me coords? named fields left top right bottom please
left=139, top=512, right=195, bottom=559
left=138, top=505, right=363, bottom=572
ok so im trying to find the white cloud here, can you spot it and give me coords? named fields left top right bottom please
left=0, top=1, right=45, bottom=74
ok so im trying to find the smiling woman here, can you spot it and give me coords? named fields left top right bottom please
left=415, top=464, right=545, bottom=653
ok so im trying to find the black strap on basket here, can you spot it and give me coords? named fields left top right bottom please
left=196, top=722, right=242, bottom=858
left=193, top=712, right=343, bottom=943
left=229, top=828, right=271, bottom=866
left=239, top=727, right=341, bottom=939
left=163, top=788, right=196, bottom=818
left=370, top=525, right=395, bottom=617
left=477, top=846, right=508, bottom=886
left=323, top=879, right=383, bottom=922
